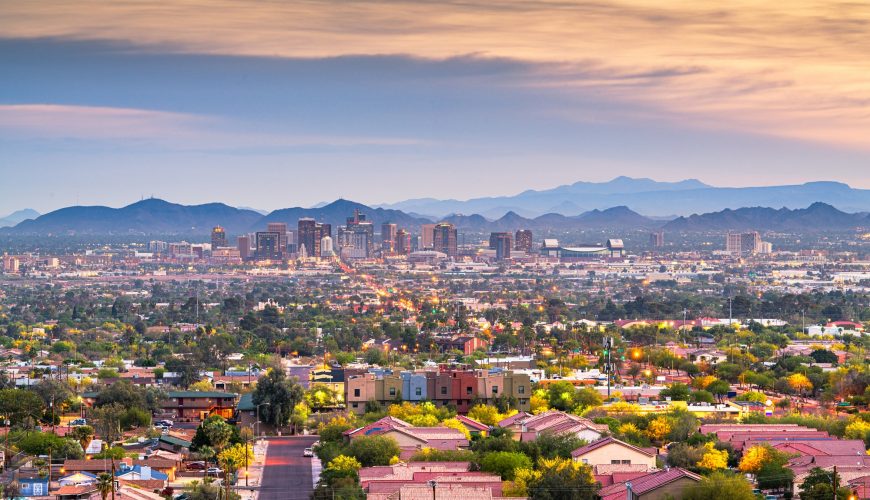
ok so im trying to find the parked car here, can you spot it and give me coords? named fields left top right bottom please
left=69, top=418, right=87, bottom=427
left=206, top=467, right=223, bottom=476
left=154, top=420, right=174, bottom=427
left=303, top=448, right=314, bottom=457
left=186, top=461, right=206, bottom=471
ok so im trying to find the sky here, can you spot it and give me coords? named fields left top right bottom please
left=2, top=0, right=870, bottom=215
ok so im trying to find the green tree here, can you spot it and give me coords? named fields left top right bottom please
left=526, top=457, right=598, bottom=500
left=798, top=468, right=854, bottom=500
left=479, top=451, right=533, bottom=480
left=96, top=473, right=113, bottom=500
left=252, top=369, right=304, bottom=427
left=344, top=435, right=400, bottom=467
left=682, top=472, right=756, bottom=500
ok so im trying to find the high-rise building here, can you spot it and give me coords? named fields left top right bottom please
left=237, top=235, right=251, bottom=260
left=382, top=223, right=397, bottom=254
left=298, top=218, right=322, bottom=259
left=320, top=235, right=334, bottom=258
left=267, top=222, right=289, bottom=257
left=742, top=231, right=761, bottom=255
left=320, top=223, right=332, bottom=240
left=421, top=224, right=436, bottom=249
left=395, top=229, right=411, bottom=255
left=338, top=210, right=374, bottom=258
left=649, top=231, right=664, bottom=248
left=726, top=231, right=762, bottom=256
left=514, top=230, right=533, bottom=253
left=433, top=222, right=458, bottom=258
left=256, top=231, right=281, bottom=260
left=489, top=232, right=512, bottom=261
left=211, top=226, right=227, bottom=249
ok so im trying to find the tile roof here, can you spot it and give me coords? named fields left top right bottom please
left=571, top=437, right=656, bottom=458
left=599, top=468, right=701, bottom=500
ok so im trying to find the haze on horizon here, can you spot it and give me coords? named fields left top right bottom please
left=2, top=0, right=870, bottom=215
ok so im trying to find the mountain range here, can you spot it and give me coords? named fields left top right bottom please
left=1, top=198, right=867, bottom=236
left=377, top=177, right=870, bottom=218
left=0, top=209, right=40, bottom=228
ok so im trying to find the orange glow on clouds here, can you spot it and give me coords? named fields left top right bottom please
left=3, top=1, right=870, bottom=149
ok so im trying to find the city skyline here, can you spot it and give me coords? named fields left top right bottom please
left=3, top=1, right=870, bottom=214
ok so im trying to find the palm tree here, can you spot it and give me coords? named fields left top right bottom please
left=96, top=473, right=113, bottom=500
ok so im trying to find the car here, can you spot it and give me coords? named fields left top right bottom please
left=303, top=448, right=314, bottom=457
left=186, top=461, right=206, bottom=471
left=155, top=419, right=174, bottom=427
left=206, top=467, right=223, bottom=476
left=69, top=418, right=87, bottom=427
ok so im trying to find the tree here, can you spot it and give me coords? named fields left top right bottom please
left=201, top=416, right=233, bottom=454
left=659, top=382, right=691, bottom=401
left=304, top=385, right=342, bottom=412
left=799, top=467, right=854, bottom=500
left=441, top=418, right=471, bottom=440
left=788, top=373, right=813, bottom=395
left=0, top=388, right=44, bottom=425
left=809, top=349, right=839, bottom=364
left=682, top=472, right=756, bottom=500
left=68, top=425, right=95, bottom=451
left=696, top=442, right=728, bottom=471
left=546, top=381, right=577, bottom=411
left=344, top=435, right=400, bottom=467
left=252, top=369, right=303, bottom=428
left=645, top=416, right=671, bottom=443
left=88, top=403, right=126, bottom=443
left=479, top=451, right=532, bottom=480
left=96, top=473, right=113, bottom=500
left=738, top=444, right=773, bottom=473
left=707, top=380, right=731, bottom=403
left=218, top=443, right=253, bottom=470
left=467, top=404, right=503, bottom=426
left=526, top=457, right=598, bottom=500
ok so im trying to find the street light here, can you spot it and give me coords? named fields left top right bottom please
left=255, top=403, right=270, bottom=440
left=427, top=480, right=437, bottom=500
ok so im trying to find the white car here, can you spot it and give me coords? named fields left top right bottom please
left=303, top=448, right=314, bottom=457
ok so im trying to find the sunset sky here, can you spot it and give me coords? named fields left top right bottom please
left=2, top=0, right=870, bottom=214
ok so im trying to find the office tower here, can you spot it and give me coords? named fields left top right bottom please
left=320, top=223, right=332, bottom=240
left=433, top=222, right=458, bottom=258
left=757, top=241, right=773, bottom=254
left=237, top=235, right=251, bottom=260
left=725, top=233, right=743, bottom=255
left=394, top=229, right=411, bottom=255
left=267, top=222, right=289, bottom=256
left=338, top=209, right=374, bottom=258
left=148, top=240, right=168, bottom=253
left=742, top=231, right=761, bottom=254
left=726, top=231, right=762, bottom=256
left=211, top=226, right=227, bottom=249
left=421, top=224, right=436, bottom=249
left=320, top=235, right=334, bottom=258
left=298, top=218, right=322, bottom=259
left=514, top=229, right=533, bottom=253
left=255, top=231, right=281, bottom=260
left=489, top=232, right=512, bottom=261
left=382, top=223, right=397, bottom=254
left=649, top=231, right=664, bottom=248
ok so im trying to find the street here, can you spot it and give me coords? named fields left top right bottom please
left=258, top=436, right=319, bottom=500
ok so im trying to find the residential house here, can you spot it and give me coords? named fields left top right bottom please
left=571, top=437, right=657, bottom=469
left=499, top=410, right=608, bottom=443
left=161, top=391, right=237, bottom=422
left=598, top=467, right=702, bottom=500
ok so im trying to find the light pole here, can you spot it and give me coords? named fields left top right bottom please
left=256, top=403, right=270, bottom=441
left=427, top=480, right=437, bottom=500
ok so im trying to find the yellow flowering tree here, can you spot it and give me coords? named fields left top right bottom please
left=645, top=416, right=671, bottom=443
left=441, top=418, right=471, bottom=440
left=697, top=442, right=728, bottom=471
left=787, top=373, right=812, bottom=395
left=738, top=444, right=771, bottom=473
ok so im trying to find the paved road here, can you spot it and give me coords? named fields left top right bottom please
left=258, top=436, right=319, bottom=500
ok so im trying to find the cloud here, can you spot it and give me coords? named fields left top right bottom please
left=3, top=1, right=870, bottom=150
left=0, top=103, right=428, bottom=149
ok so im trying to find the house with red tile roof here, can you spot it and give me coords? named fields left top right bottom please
left=571, top=437, right=657, bottom=469
left=598, top=467, right=701, bottom=500
left=346, top=417, right=469, bottom=459
left=360, top=462, right=507, bottom=498
left=499, top=410, right=608, bottom=443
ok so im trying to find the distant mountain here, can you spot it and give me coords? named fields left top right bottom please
left=2, top=198, right=865, bottom=237
left=2, top=199, right=263, bottom=235
left=438, top=206, right=657, bottom=232
left=236, top=206, right=270, bottom=215
left=379, top=178, right=870, bottom=217
left=259, top=199, right=432, bottom=232
left=664, top=202, right=870, bottom=231
left=0, top=208, right=40, bottom=228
